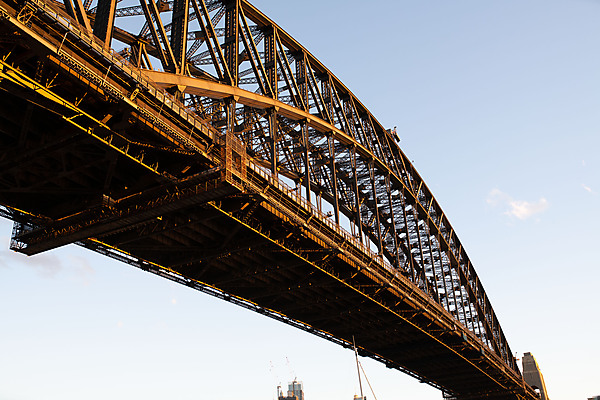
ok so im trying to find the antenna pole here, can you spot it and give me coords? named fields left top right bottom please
left=353, top=335, right=364, bottom=399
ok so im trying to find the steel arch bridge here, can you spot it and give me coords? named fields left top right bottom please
left=0, top=0, right=538, bottom=398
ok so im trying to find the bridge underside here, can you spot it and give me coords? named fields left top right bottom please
left=0, top=0, right=537, bottom=398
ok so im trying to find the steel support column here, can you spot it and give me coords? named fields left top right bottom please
left=93, top=0, right=117, bottom=49
left=411, top=193, right=432, bottom=295
left=170, top=0, right=190, bottom=74
left=224, top=0, right=239, bottom=86
left=322, top=78, right=333, bottom=125
left=328, top=135, right=339, bottom=224
left=351, top=147, right=363, bottom=243
left=264, top=26, right=277, bottom=100
left=225, top=97, right=236, bottom=134
left=302, top=120, right=311, bottom=203
left=399, top=188, right=416, bottom=281
left=191, top=0, right=230, bottom=82
left=63, top=0, right=92, bottom=33
left=296, top=52, right=307, bottom=111
left=385, top=175, right=401, bottom=268
left=139, top=0, right=177, bottom=73
left=268, top=107, right=278, bottom=177
left=369, top=161, right=383, bottom=255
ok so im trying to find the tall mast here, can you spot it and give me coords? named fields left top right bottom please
left=352, top=336, right=364, bottom=399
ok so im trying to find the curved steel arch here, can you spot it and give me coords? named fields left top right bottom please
left=109, top=0, right=516, bottom=367
left=0, top=0, right=533, bottom=397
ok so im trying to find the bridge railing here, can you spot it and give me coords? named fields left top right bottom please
left=246, top=156, right=401, bottom=280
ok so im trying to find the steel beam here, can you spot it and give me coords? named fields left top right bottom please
left=264, top=25, right=277, bottom=100
left=302, top=120, right=311, bottom=203
left=351, top=147, right=363, bottom=243
left=63, top=0, right=92, bottom=33
left=93, top=0, right=117, bottom=49
left=170, top=0, right=190, bottom=74
left=238, top=5, right=272, bottom=97
left=369, top=161, right=383, bottom=254
left=224, top=0, right=239, bottom=85
left=268, top=107, right=278, bottom=176
left=190, top=0, right=231, bottom=82
left=14, top=173, right=236, bottom=255
left=139, top=0, right=178, bottom=73
left=385, top=175, right=401, bottom=268
left=328, top=135, right=340, bottom=224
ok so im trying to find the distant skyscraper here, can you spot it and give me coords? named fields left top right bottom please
left=287, top=380, right=303, bottom=400
left=277, top=380, right=304, bottom=400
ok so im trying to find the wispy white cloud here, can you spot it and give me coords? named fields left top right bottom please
left=582, top=184, right=593, bottom=193
left=486, top=189, right=549, bottom=220
left=506, top=198, right=549, bottom=220
left=0, top=250, right=63, bottom=277
left=0, top=248, right=95, bottom=284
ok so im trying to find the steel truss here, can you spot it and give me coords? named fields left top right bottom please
left=0, top=0, right=537, bottom=398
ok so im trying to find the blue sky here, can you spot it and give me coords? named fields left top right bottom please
left=1, top=0, right=599, bottom=399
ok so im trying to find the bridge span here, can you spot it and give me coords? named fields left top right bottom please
left=0, top=0, right=539, bottom=398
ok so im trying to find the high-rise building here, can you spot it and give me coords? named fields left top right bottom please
left=287, top=380, right=303, bottom=400
left=277, top=380, right=304, bottom=400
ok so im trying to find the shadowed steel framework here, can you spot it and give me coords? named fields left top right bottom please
left=0, top=0, right=539, bottom=398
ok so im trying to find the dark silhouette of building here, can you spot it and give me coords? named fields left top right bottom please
left=522, top=352, right=550, bottom=400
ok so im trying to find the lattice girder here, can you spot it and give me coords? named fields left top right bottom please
left=0, top=0, right=534, bottom=397
left=102, top=0, right=516, bottom=375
